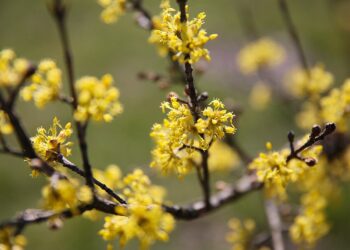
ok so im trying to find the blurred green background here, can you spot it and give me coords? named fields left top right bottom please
left=1, top=0, right=350, bottom=249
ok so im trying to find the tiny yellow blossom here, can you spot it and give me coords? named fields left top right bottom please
left=249, top=82, right=272, bottom=111
left=286, top=64, right=334, bottom=98
left=237, top=38, right=285, bottom=75
left=31, top=117, right=73, bottom=162
left=149, top=1, right=218, bottom=64
left=226, top=218, right=256, bottom=250
left=74, top=74, right=123, bottom=123
left=98, top=0, right=126, bottom=24
left=0, top=110, right=13, bottom=135
left=21, top=59, right=62, bottom=108
left=0, top=48, right=30, bottom=87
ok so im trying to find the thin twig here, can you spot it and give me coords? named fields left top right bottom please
left=278, top=0, right=309, bottom=72
left=286, top=123, right=336, bottom=163
left=57, top=155, right=127, bottom=204
left=50, top=0, right=95, bottom=191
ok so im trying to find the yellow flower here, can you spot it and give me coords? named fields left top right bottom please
left=320, top=79, right=350, bottom=132
left=0, top=110, right=13, bottom=135
left=249, top=142, right=322, bottom=200
left=286, top=64, right=334, bottom=98
left=98, top=0, right=126, bottom=24
left=150, top=97, right=197, bottom=177
left=226, top=218, right=255, bottom=250
left=31, top=117, right=73, bottom=162
left=195, top=99, right=236, bottom=148
left=41, top=178, right=93, bottom=212
left=151, top=98, right=235, bottom=177
left=0, top=48, right=30, bottom=87
left=149, top=1, right=218, bottom=64
left=237, top=38, right=285, bottom=75
left=74, top=74, right=123, bottom=123
left=21, top=59, right=62, bottom=108
left=99, top=169, right=175, bottom=250
left=290, top=190, right=329, bottom=248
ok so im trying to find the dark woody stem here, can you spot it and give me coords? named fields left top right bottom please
left=176, top=0, right=211, bottom=209
left=51, top=0, right=95, bottom=191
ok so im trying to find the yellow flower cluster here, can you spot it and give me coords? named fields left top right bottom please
left=74, top=74, right=123, bottom=123
left=0, top=48, right=30, bottom=87
left=296, top=78, right=350, bottom=132
left=249, top=142, right=322, bottom=200
left=99, top=169, right=175, bottom=250
left=150, top=97, right=235, bottom=177
left=226, top=218, right=256, bottom=250
left=237, top=38, right=285, bottom=75
left=289, top=157, right=337, bottom=248
left=0, top=227, right=27, bottom=250
left=41, top=178, right=93, bottom=212
left=290, top=190, right=329, bottom=248
left=0, top=111, right=13, bottom=135
left=149, top=1, right=218, bottom=64
left=31, top=117, right=73, bottom=162
left=98, top=0, right=126, bottom=24
left=320, top=79, right=350, bottom=132
left=286, top=65, right=334, bottom=98
left=195, top=99, right=236, bottom=145
left=21, top=59, right=62, bottom=108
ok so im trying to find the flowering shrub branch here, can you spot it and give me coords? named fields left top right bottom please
left=0, top=0, right=349, bottom=250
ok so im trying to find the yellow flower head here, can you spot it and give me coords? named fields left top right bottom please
left=290, top=190, right=329, bottom=248
left=226, top=218, right=256, bottom=250
left=237, top=38, right=285, bottom=75
left=21, top=59, right=62, bottom=108
left=149, top=1, right=218, bottom=64
left=74, top=74, right=123, bottom=123
left=151, top=97, right=235, bottom=177
left=31, top=117, right=73, bottom=162
left=41, top=178, right=93, bottom=212
left=98, top=0, right=126, bottom=24
left=249, top=142, right=322, bottom=200
left=0, top=110, right=13, bottom=135
left=99, top=169, right=175, bottom=250
left=320, top=79, right=350, bottom=132
left=150, top=97, right=197, bottom=177
left=286, top=64, right=334, bottom=98
left=0, top=48, right=30, bottom=87
left=0, top=49, right=30, bottom=87
left=195, top=99, right=236, bottom=148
